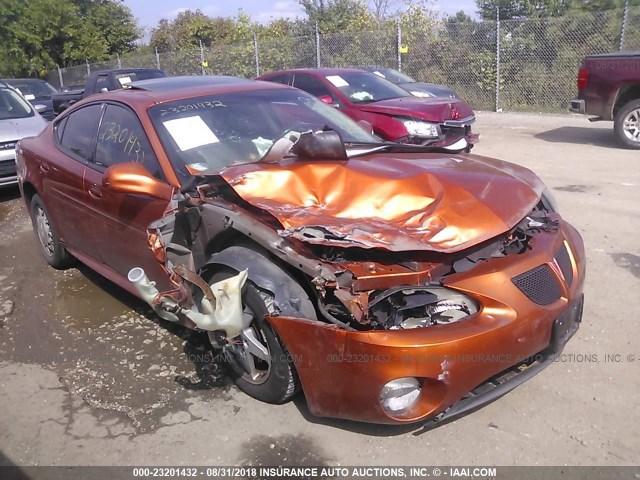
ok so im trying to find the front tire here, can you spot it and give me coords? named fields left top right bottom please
left=30, top=194, right=74, bottom=269
left=207, top=268, right=300, bottom=404
left=614, top=99, right=640, bottom=149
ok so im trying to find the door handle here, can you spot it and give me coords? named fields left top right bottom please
left=39, top=163, right=50, bottom=174
left=88, top=184, right=103, bottom=199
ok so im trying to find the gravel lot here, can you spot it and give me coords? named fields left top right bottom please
left=0, top=111, right=639, bottom=468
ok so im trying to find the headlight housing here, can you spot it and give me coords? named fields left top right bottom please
left=398, top=118, right=441, bottom=138
left=380, top=377, right=421, bottom=414
left=369, top=286, right=479, bottom=330
left=540, top=188, right=559, bottom=213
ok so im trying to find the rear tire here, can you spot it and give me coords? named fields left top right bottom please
left=614, top=99, right=640, bottom=149
left=30, top=194, right=74, bottom=269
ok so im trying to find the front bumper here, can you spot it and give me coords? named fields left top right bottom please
left=419, top=294, right=582, bottom=429
left=438, top=122, right=478, bottom=152
left=570, top=98, right=586, bottom=114
left=269, top=219, right=585, bottom=424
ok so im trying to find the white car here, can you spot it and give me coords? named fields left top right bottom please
left=0, top=82, right=48, bottom=187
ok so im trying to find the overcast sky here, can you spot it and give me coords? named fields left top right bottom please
left=124, top=0, right=479, bottom=30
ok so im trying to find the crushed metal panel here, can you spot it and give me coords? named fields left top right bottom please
left=220, top=154, right=544, bottom=253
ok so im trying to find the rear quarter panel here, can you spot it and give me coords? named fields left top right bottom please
left=16, top=128, right=49, bottom=207
left=17, top=124, right=85, bottom=245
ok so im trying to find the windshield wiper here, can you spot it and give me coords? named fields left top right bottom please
left=345, top=141, right=454, bottom=156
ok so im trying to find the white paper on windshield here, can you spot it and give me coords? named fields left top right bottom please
left=163, top=116, right=219, bottom=151
left=118, top=76, right=132, bottom=86
left=372, top=71, right=385, bottom=78
left=351, top=91, right=373, bottom=101
left=325, top=75, right=349, bottom=87
left=24, top=94, right=36, bottom=100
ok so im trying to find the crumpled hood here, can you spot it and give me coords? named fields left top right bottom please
left=357, top=97, right=474, bottom=123
left=0, top=115, right=47, bottom=143
left=220, top=154, right=545, bottom=253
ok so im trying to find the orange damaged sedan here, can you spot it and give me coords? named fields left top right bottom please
left=16, top=76, right=585, bottom=426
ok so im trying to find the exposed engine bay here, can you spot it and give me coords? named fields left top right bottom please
left=130, top=178, right=557, bottom=338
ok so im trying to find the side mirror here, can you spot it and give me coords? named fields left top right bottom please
left=318, top=95, right=334, bottom=105
left=357, top=120, right=374, bottom=134
left=290, top=130, right=347, bottom=160
left=34, top=104, right=48, bottom=114
left=102, top=163, right=173, bottom=201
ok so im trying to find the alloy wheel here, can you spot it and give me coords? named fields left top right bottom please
left=225, top=306, right=272, bottom=385
left=35, top=206, right=55, bottom=256
left=622, top=107, right=640, bottom=144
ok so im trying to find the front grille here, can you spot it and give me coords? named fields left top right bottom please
left=555, top=244, right=573, bottom=286
left=0, top=141, right=17, bottom=151
left=0, top=159, right=16, bottom=177
left=512, top=265, right=562, bottom=305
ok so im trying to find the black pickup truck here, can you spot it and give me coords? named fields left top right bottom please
left=52, top=68, right=167, bottom=114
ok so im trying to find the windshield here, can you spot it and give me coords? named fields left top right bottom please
left=0, top=88, right=34, bottom=120
left=368, top=68, right=415, bottom=85
left=324, top=71, right=410, bottom=103
left=149, top=88, right=380, bottom=178
left=6, top=79, right=58, bottom=98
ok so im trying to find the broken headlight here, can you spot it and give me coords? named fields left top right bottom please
left=369, top=286, right=479, bottom=330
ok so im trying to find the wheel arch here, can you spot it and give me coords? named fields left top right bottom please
left=201, top=243, right=318, bottom=321
left=613, top=84, right=640, bottom=117
left=21, top=181, right=38, bottom=209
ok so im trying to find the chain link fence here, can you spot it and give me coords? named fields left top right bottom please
left=46, top=6, right=640, bottom=113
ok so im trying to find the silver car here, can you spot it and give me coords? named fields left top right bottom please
left=0, top=84, right=48, bottom=187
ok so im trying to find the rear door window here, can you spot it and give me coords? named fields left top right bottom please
left=59, top=104, right=103, bottom=161
left=94, top=103, right=162, bottom=179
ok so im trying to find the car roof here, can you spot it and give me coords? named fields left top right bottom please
left=127, top=75, right=253, bottom=92
left=93, top=68, right=165, bottom=75
left=88, top=76, right=294, bottom=107
left=261, top=67, right=369, bottom=77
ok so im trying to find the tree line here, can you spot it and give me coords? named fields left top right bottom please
left=0, top=0, right=638, bottom=78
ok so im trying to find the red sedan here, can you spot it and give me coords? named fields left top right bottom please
left=258, top=68, right=478, bottom=153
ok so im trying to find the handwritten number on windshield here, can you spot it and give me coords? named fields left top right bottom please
left=159, top=100, right=227, bottom=117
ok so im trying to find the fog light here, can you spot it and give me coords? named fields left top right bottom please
left=380, top=377, right=421, bottom=414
